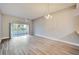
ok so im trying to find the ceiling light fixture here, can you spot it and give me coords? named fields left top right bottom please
left=45, top=4, right=52, bottom=19
left=45, top=14, right=51, bottom=19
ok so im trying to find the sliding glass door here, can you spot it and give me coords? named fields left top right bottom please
left=11, top=23, right=29, bottom=38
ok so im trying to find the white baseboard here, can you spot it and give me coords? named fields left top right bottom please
left=35, top=34, right=79, bottom=47
left=0, top=37, right=9, bottom=40
left=0, top=37, right=9, bottom=43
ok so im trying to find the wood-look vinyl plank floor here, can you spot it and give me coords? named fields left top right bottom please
left=0, top=35, right=79, bottom=55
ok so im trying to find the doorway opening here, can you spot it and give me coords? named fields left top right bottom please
left=10, top=23, right=29, bottom=38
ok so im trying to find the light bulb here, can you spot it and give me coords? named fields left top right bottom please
left=45, top=14, right=52, bottom=19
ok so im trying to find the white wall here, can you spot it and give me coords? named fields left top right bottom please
left=75, top=16, right=79, bottom=33
left=1, top=14, right=33, bottom=39
left=76, top=3, right=79, bottom=8
left=0, top=13, right=2, bottom=42
left=75, top=4, right=79, bottom=33
left=33, top=7, right=75, bottom=39
left=0, top=14, right=2, bottom=35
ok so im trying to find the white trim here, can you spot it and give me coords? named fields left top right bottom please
left=0, top=37, right=9, bottom=40
left=0, top=37, right=9, bottom=43
left=35, top=34, right=79, bottom=47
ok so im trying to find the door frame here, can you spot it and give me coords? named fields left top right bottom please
left=9, top=23, right=30, bottom=39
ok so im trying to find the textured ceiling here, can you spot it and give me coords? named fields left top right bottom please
left=0, top=3, right=75, bottom=20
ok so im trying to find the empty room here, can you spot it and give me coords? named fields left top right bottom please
left=0, top=3, right=79, bottom=55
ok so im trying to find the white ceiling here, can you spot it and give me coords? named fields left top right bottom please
left=0, top=3, right=75, bottom=20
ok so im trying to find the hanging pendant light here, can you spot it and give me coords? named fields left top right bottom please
left=45, top=14, right=51, bottom=19
left=45, top=3, right=52, bottom=19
